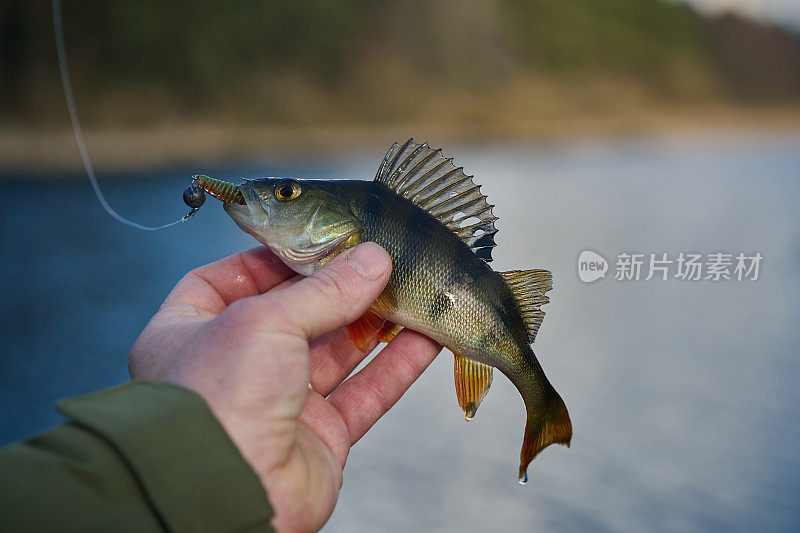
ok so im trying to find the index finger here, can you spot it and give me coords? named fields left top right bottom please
left=327, top=329, right=442, bottom=444
left=164, top=246, right=295, bottom=314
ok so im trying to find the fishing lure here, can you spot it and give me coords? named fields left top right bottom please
left=191, top=139, right=572, bottom=483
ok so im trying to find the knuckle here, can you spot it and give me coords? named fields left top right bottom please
left=310, top=269, right=351, bottom=302
left=362, top=376, right=392, bottom=414
left=185, top=268, right=205, bottom=284
left=306, top=271, right=357, bottom=326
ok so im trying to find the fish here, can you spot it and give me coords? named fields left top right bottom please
left=198, top=139, right=571, bottom=482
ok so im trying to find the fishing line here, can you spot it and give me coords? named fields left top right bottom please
left=52, top=0, right=198, bottom=231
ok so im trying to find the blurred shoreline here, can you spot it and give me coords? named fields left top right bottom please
left=4, top=104, right=800, bottom=175
left=3, top=106, right=800, bottom=175
left=5, top=2, right=800, bottom=176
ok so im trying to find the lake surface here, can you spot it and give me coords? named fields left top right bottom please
left=1, top=132, right=799, bottom=531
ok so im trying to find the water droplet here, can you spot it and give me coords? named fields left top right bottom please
left=518, top=473, right=528, bottom=485
left=464, top=404, right=476, bottom=420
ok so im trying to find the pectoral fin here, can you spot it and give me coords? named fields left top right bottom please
left=346, top=309, right=385, bottom=352
left=454, top=355, right=493, bottom=420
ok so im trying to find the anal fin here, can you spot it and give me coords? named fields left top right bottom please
left=454, top=355, right=493, bottom=420
left=346, top=309, right=385, bottom=352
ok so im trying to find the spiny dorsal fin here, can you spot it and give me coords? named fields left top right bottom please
left=501, top=269, right=553, bottom=343
left=375, top=138, right=498, bottom=262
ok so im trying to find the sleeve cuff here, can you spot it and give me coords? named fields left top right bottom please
left=57, top=380, right=273, bottom=533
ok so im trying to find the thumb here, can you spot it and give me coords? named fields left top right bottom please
left=267, top=242, right=391, bottom=340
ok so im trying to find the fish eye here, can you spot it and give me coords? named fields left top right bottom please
left=275, top=179, right=301, bottom=201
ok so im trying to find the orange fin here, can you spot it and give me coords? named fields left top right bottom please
left=454, top=355, right=493, bottom=421
left=378, top=322, right=403, bottom=343
left=346, top=309, right=385, bottom=352
left=518, top=393, right=572, bottom=484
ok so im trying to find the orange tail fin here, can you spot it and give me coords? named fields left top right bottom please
left=519, top=394, right=572, bottom=484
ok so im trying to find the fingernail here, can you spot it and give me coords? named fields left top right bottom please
left=347, top=242, right=389, bottom=280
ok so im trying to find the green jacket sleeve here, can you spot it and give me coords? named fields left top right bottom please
left=0, top=381, right=274, bottom=533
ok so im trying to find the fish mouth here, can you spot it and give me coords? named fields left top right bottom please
left=279, top=230, right=356, bottom=265
left=240, top=179, right=274, bottom=218
left=222, top=181, right=270, bottom=230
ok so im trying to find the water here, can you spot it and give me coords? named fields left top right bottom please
left=1, top=132, right=799, bottom=531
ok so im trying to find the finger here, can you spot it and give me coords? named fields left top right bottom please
left=265, top=242, right=391, bottom=341
left=297, top=391, right=352, bottom=467
left=308, top=327, right=381, bottom=396
left=327, top=329, right=442, bottom=444
left=165, top=246, right=295, bottom=314
left=270, top=273, right=304, bottom=293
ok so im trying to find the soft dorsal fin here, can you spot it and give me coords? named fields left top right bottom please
left=501, top=269, right=553, bottom=343
left=375, top=138, right=498, bottom=262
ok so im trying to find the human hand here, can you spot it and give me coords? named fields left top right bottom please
left=129, top=243, right=441, bottom=532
